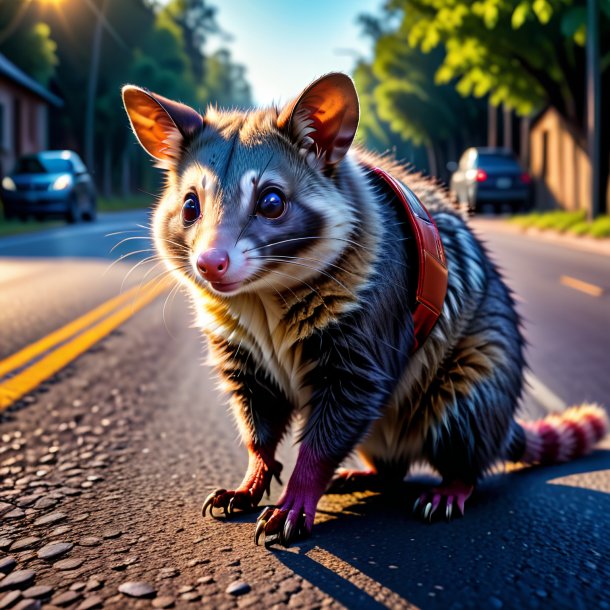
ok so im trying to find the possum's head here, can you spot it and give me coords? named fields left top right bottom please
left=122, top=73, right=360, bottom=297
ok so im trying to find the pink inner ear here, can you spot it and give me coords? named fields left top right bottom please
left=152, top=93, right=203, bottom=140
left=280, top=73, right=359, bottom=167
left=123, top=87, right=202, bottom=165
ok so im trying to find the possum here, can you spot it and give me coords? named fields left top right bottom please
left=122, top=73, right=609, bottom=546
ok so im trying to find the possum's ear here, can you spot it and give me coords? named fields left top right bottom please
left=122, top=85, right=203, bottom=168
left=278, top=73, right=359, bottom=168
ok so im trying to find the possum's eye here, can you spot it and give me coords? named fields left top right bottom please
left=182, top=193, right=201, bottom=227
left=256, top=187, right=287, bottom=220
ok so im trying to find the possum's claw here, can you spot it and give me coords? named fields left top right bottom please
left=254, top=506, right=308, bottom=547
left=202, top=488, right=261, bottom=519
left=201, top=489, right=227, bottom=518
left=202, top=458, right=283, bottom=519
left=255, top=507, right=274, bottom=545
left=413, top=481, right=474, bottom=523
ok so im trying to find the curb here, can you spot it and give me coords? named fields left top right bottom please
left=469, top=217, right=610, bottom=258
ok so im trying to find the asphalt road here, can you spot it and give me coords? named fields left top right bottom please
left=0, top=212, right=609, bottom=610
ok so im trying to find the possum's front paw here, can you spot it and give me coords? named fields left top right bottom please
left=413, top=480, right=474, bottom=522
left=255, top=448, right=332, bottom=547
left=202, top=460, right=283, bottom=518
left=202, top=488, right=261, bottom=517
left=255, top=504, right=310, bottom=547
left=254, top=486, right=321, bottom=547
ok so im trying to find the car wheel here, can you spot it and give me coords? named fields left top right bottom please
left=82, top=196, right=97, bottom=222
left=66, top=194, right=81, bottom=224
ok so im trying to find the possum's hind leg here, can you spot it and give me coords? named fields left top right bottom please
left=414, top=269, right=525, bottom=522
left=416, top=384, right=517, bottom=522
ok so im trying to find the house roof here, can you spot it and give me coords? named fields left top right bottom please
left=0, top=53, right=63, bottom=107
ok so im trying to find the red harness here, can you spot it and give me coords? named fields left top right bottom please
left=371, top=168, right=448, bottom=352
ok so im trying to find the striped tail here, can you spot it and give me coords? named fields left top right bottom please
left=510, top=404, right=609, bottom=465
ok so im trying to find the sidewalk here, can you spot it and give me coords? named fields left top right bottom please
left=470, top=216, right=610, bottom=258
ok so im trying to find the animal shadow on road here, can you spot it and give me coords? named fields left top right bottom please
left=274, top=451, right=610, bottom=610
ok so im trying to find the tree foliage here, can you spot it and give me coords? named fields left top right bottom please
left=0, top=0, right=252, bottom=195
left=354, top=11, right=486, bottom=176
left=0, top=1, right=58, bottom=85
left=357, top=0, right=610, bottom=206
left=389, top=0, right=610, bottom=125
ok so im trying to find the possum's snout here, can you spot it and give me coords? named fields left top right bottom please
left=197, top=248, right=230, bottom=282
left=196, top=248, right=245, bottom=294
left=193, top=236, right=255, bottom=296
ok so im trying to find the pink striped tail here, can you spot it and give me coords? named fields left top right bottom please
left=518, top=404, right=609, bottom=465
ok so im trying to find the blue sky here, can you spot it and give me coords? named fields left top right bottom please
left=206, top=0, right=384, bottom=105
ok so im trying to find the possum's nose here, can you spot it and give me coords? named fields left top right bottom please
left=197, top=249, right=230, bottom=281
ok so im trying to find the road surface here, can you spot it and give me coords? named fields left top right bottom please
left=0, top=212, right=609, bottom=610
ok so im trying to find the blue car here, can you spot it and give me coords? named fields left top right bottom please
left=1, top=150, right=97, bottom=222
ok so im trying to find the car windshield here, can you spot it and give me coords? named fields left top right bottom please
left=478, top=154, right=519, bottom=167
left=14, top=156, right=72, bottom=174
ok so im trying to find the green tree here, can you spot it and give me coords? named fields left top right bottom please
left=387, top=0, right=610, bottom=209
left=0, top=0, right=251, bottom=197
left=0, top=0, right=58, bottom=85
left=158, top=0, right=220, bottom=85
left=354, top=11, right=486, bottom=177
left=202, top=49, right=251, bottom=108
left=354, top=60, right=429, bottom=172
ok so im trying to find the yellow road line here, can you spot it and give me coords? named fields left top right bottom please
left=0, top=280, right=169, bottom=411
left=560, top=275, right=604, bottom=297
left=0, top=282, right=144, bottom=378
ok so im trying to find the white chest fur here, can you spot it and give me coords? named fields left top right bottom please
left=206, top=292, right=315, bottom=411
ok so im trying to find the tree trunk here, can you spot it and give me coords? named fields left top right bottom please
left=425, top=143, right=438, bottom=177
left=103, top=140, right=112, bottom=198
left=447, top=137, right=457, bottom=165
left=84, top=0, right=107, bottom=182
left=121, top=148, right=131, bottom=198
left=503, top=105, right=513, bottom=151
left=435, top=141, right=447, bottom=182
left=488, top=101, right=497, bottom=147
left=520, top=116, right=531, bottom=167
left=599, top=118, right=609, bottom=215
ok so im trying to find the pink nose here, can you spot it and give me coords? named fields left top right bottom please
left=197, top=249, right=230, bottom=281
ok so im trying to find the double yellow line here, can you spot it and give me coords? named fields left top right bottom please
left=0, top=279, right=170, bottom=411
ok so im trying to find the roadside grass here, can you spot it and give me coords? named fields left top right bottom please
left=0, top=217, right=63, bottom=238
left=98, top=195, right=152, bottom=212
left=0, top=196, right=152, bottom=238
left=510, top=210, right=610, bottom=238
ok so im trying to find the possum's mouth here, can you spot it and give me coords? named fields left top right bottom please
left=209, top=280, right=244, bottom=295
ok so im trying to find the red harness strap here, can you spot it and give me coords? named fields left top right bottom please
left=371, top=168, right=448, bottom=352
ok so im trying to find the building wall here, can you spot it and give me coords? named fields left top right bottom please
left=530, top=107, right=609, bottom=212
left=0, top=76, right=49, bottom=176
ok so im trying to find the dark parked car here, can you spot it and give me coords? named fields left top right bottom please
left=448, top=147, right=531, bottom=213
left=1, top=150, right=96, bottom=222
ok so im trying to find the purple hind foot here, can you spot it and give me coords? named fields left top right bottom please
left=413, top=480, right=474, bottom=522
